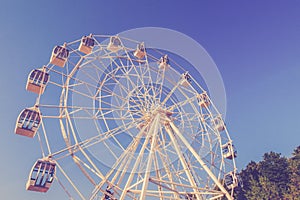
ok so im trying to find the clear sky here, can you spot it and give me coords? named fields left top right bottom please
left=0, top=0, right=299, bottom=199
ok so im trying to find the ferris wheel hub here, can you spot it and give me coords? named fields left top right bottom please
left=136, top=106, right=173, bottom=131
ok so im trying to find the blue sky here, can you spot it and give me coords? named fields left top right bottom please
left=1, top=0, right=299, bottom=199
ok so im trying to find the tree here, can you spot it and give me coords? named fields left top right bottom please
left=258, top=151, right=289, bottom=198
left=244, top=176, right=280, bottom=200
left=237, top=161, right=259, bottom=199
left=284, top=146, right=300, bottom=200
left=236, top=147, right=300, bottom=199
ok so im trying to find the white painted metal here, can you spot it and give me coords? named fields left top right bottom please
left=18, top=34, right=239, bottom=199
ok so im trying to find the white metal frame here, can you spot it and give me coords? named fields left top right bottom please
left=19, top=34, right=239, bottom=200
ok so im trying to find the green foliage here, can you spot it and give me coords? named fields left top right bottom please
left=259, top=152, right=289, bottom=197
left=284, top=146, right=300, bottom=200
left=237, top=146, right=300, bottom=200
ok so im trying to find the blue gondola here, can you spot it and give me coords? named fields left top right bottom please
left=180, top=72, right=191, bottom=87
left=79, top=34, right=95, bottom=54
left=133, top=43, right=146, bottom=59
left=197, top=92, right=210, bottom=107
left=107, top=36, right=121, bottom=52
left=15, top=107, right=41, bottom=138
left=50, top=44, right=69, bottom=67
left=26, top=159, right=56, bottom=193
left=222, top=142, right=237, bottom=159
left=26, top=68, right=49, bottom=94
left=158, top=55, right=170, bottom=70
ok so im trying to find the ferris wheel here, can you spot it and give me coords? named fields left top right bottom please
left=15, top=33, right=241, bottom=200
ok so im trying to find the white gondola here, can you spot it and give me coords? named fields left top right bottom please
left=158, top=55, right=170, bottom=70
left=197, top=92, right=210, bottom=107
left=212, top=116, right=225, bottom=132
left=107, top=36, right=121, bottom=52
left=222, top=142, right=237, bottom=159
left=180, top=72, right=191, bottom=87
left=224, top=171, right=240, bottom=190
left=15, top=107, right=41, bottom=138
left=26, top=68, right=49, bottom=94
left=78, top=34, right=95, bottom=54
left=50, top=43, right=69, bottom=67
left=133, top=42, right=146, bottom=59
left=26, top=159, right=56, bottom=193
